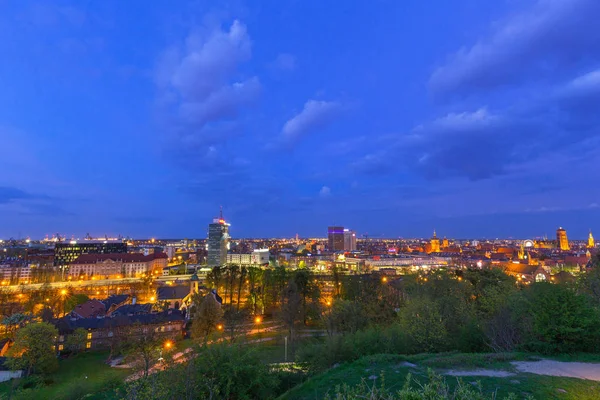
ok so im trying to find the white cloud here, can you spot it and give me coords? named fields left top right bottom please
left=319, top=186, right=332, bottom=197
left=281, top=100, right=341, bottom=142
left=156, top=20, right=260, bottom=166
left=270, top=53, right=296, bottom=72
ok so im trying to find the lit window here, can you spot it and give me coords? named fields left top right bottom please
left=58, top=344, right=64, bottom=351
left=86, top=342, right=91, bottom=349
left=59, top=335, right=64, bottom=342
left=87, top=332, right=92, bottom=340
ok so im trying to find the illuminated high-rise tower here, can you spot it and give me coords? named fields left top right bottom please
left=556, top=227, right=569, bottom=251
left=588, top=230, right=595, bottom=248
left=207, top=207, right=230, bottom=267
left=328, top=226, right=345, bottom=252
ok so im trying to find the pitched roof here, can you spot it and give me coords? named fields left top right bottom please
left=72, top=300, right=106, bottom=318
left=102, top=294, right=129, bottom=310
left=71, top=252, right=168, bottom=265
left=157, top=285, right=191, bottom=301
left=110, top=303, right=153, bottom=316
left=505, top=264, right=543, bottom=276
left=53, top=310, right=185, bottom=334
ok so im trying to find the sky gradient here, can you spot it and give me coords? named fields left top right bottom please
left=1, top=0, right=599, bottom=239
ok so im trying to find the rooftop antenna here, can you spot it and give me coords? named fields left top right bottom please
left=219, top=205, right=223, bottom=219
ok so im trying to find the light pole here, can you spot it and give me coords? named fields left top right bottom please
left=284, top=336, right=288, bottom=362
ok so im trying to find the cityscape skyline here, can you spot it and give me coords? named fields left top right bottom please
left=1, top=0, right=600, bottom=238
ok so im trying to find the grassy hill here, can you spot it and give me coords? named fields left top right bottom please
left=279, top=353, right=600, bottom=400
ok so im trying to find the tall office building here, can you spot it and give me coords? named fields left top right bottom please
left=207, top=209, right=230, bottom=266
left=343, top=229, right=357, bottom=251
left=556, top=227, right=570, bottom=251
left=328, top=226, right=345, bottom=252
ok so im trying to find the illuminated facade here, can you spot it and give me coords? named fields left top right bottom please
left=207, top=209, right=230, bottom=267
left=556, top=227, right=569, bottom=251
left=343, top=229, right=357, bottom=251
left=442, top=237, right=449, bottom=249
left=429, top=230, right=441, bottom=253
left=588, top=230, right=595, bottom=248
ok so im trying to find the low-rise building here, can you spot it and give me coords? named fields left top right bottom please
left=0, top=263, right=32, bottom=284
left=226, top=249, right=270, bottom=266
left=54, top=309, right=185, bottom=352
left=69, top=253, right=167, bottom=279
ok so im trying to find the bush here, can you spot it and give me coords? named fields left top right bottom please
left=325, top=369, right=525, bottom=400
left=297, top=325, right=412, bottom=372
left=515, top=282, right=600, bottom=354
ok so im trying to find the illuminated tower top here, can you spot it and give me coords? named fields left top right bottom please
left=588, top=230, right=595, bottom=248
left=556, top=227, right=570, bottom=251
left=430, top=229, right=441, bottom=253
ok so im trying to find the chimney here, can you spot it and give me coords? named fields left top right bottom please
left=132, top=296, right=137, bottom=305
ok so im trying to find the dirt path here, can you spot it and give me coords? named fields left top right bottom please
left=512, top=360, right=600, bottom=381
left=445, top=369, right=515, bottom=377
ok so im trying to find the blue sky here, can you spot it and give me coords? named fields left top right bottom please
left=1, top=0, right=599, bottom=239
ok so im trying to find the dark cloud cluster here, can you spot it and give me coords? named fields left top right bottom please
left=0, top=186, right=35, bottom=204
left=429, top=0, right=600, bottom=97
left=356, top=0, right=600, bottom=189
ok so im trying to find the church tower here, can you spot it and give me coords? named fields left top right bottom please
left=430, top=230, right=441, bottom=253
left=588, top=230, right=595, bottom=248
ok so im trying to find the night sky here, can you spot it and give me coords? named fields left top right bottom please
left=1, top=0, right=599, bottom=239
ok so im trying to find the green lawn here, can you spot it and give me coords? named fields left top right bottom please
left=0, top=352, right=131, bottom=400
left=278, top=353, right=600, bottom=400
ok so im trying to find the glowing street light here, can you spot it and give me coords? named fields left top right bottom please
left=150, top=296, right=156, bottom=302
left=217, top=324, right=223, bottom=331
left=381, top=276, right=388, bottom=283
left=164, top=340, right=173, bottom=350
left=254, top=316, right=262, bottom=324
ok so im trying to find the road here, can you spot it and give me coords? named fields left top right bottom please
left=2, top=274, right=194, bottom=292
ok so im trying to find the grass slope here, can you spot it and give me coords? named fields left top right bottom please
left=0, top=352, right=131, bottom=400
left=279, top=353, right=600, bottom=400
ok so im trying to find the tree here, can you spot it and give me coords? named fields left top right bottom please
left=65, top=293, right=89, bottom=314
left=399, top=297, right=447, bottom=353
left=191, top=293, right=223, bottom=344
left=246, top=267, right=263, bottom=315
left=65, top=328, right=87, bottom=354
left=1, top=313, right=33, bottom=339
left=515, top=282, right=600, bottom=353
left=293, top=268, right=321, bottom=325
left=7, top=322, right=59, bottom=376
left=323, top=299, right=366, bottom=336
left=280, top=280, right=301, bottom=346
left=122, top=322, right=162, bottom=378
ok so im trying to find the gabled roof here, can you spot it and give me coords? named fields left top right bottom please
left=157, top=285, right=191, bottom=301
left=110, top=303, right=153, bottom=316
left=72, top=300, right=106, bottom=319
left=53, top=310, right=185, bottom=334
left=102, top=294, right=129, bottom=310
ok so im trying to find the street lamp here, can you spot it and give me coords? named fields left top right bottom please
left=254, top=316, right=262, bottom=339
left=61, top=289, right=67, bottom=317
